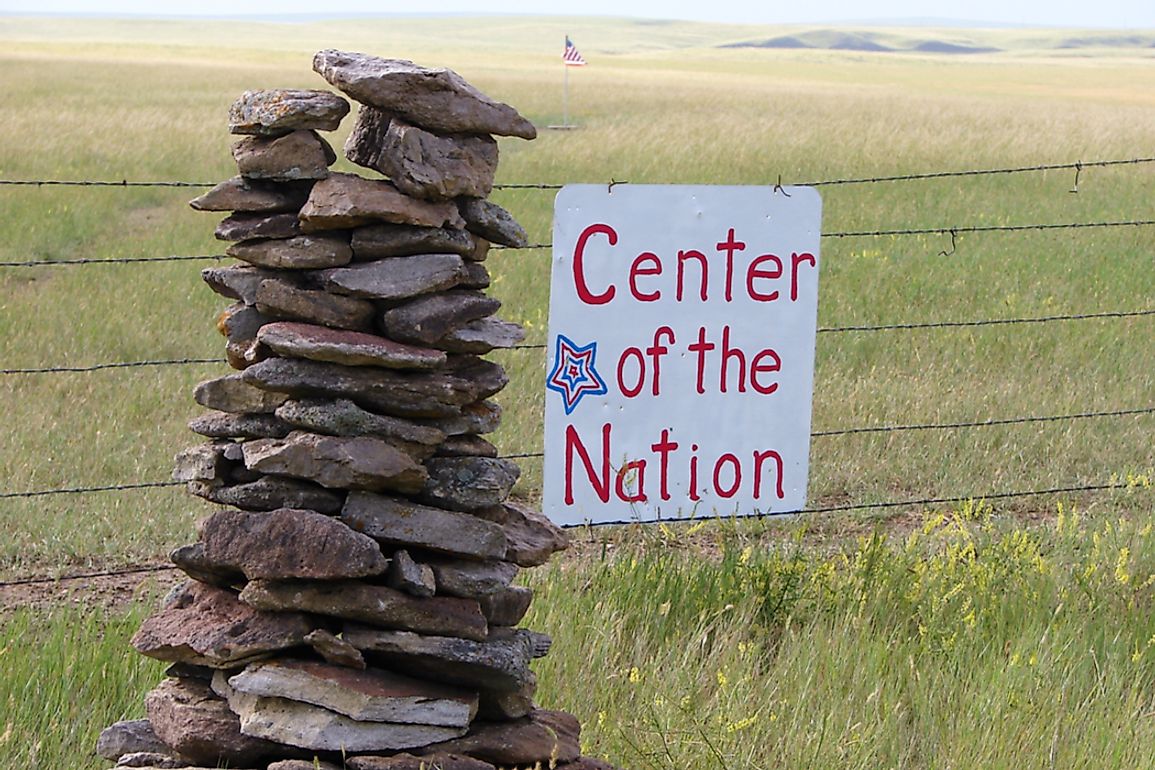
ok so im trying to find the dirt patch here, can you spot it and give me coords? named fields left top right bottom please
left=0, top=565, right=182, bottom=613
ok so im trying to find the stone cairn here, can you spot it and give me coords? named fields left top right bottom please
left=97, top=49, right=618, bottom=770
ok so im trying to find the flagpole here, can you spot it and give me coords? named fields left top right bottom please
left=562, top=48, right=570, bottom=128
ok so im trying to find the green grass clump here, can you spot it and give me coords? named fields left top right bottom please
left=529, top=495, right=1155, bottom=768
left=0, top=603, right=165, bottom=769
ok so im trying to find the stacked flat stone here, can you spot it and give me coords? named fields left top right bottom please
left=97, top=50, right=617, bottom=770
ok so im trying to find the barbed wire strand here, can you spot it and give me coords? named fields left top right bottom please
left=2, top=218, right=1150, bottom=269
left=0, top=564, right=177, bottom=589
left=3, top=480, right=1148, bottom=587
left=3, top=156, right=1153, bottom=193
left=3, top=404, right=1148, bottom=500
left=563, top=477, right=1141, bottom=526
left=4, top=307, right=1151, bottom=376
left=469, top=405, right=1155, bottom=462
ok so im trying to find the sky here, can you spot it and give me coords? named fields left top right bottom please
left=0, top=0, right=1152, bottom=28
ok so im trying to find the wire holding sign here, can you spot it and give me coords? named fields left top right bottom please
left=544, top=185, right=822, bottom=525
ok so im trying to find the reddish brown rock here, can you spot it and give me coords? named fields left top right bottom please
left=189, top=176, right=313, bottom=213
left=229, top=89, right=350, bottom=135
left=317, top=253, right=467, bottom=301
left=232, top=130, right=336, bottom=181
left=131, top=581, right=315, bottom=668
left=144, top=677, right=281, bottom=766
left=242, top=431, right=428, bottom=494
left=300, top=172, right=464, bottom=231
left=380, top=290, right=501, bottom=346
left=421, top=710, right=581, bottom=766
left=227, top=234, right=353, bottom=270
left=257, top=321, right=446, bottom=369
left=195, top=507, right=387, bottom=580
left=240, top=579, right=488, bottom=642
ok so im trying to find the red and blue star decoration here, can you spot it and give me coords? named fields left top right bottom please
left=546, top=334, right=608, bottom=415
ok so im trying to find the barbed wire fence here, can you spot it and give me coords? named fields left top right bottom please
left=1, top=155, right=1153, bottom=589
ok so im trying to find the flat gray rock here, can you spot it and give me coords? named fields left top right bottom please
left=380, top=290, right=501, bottom=346
left=229, top=89, right=350, bottom=135
left=131, top=581, right=316, bottom=669
left=215, top=212, right=301, bottom=242
left=478, top=586, right=533, bottom=626
left=187, top=475, right=344, bottom=515
left=458, top=260, right=491, bottom=290
left=242, top=357, right=506, bottom=419
left=425, top=558, right=518, bottom=599
left=317, top=253, right=467, bottom=301
left=434, top=434, right=498, bottom=458
left=220, top=684, right=465, bottom=753
left=172, top=441, right=233, bottom=483
left=343, top=626, right=536, bottom=693
left=457, top=197, right=528, bottom=248
left=387, top=549, right=436, bottom=598
left=352, top=222, right=476, bottom=261
left=194, top=373, right=288, bottom=414
left=201, top=264, right=281, bottom=304
left=114, top=750, right=189, bottom=768
left=188, top=410, right=293, bottom=440
left=217, top=302, right=273, bottom=370
left=240, top=579, right=488, bottom=641
left=145, top=678, right=283, bottom=767
left=420, top=457, right=520, bottom=512
left=255, top=278, right=376, bottom=331
left=313, top=50, right=536, bottom=140
left=228, top=658, right=477, bottom=726
left=429, top=400, right=501, bottom=436
left=232, top=130, right=336, bottom=181
left=500, top=502, right=570, bottom=567
left=300, top=172, right=464, bottom=231
left=346, top=109, right=498, bottom=200
left=476, top=673, right=535, bottom=721
left=341, top=491, right=507, bottom=560
left=97, top=719, right=169, bottom=761
left=196, top=507, right=388, bottom=580
left=257, top=321, right=446, bottom=369
left=242, top=431, right=428, bottom=494
left=436, top=317, right=525, bottom=355
left=189, top=176, right=313, bottom=213
left=276, top=398, right=445, bottom=454
left=228, top=234, right=353, bottom=270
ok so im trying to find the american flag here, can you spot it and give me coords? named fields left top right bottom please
left=563, top=36, right=587, bottom=66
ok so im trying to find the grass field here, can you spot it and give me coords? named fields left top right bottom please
left=0, top=14, right=1153, bottom=769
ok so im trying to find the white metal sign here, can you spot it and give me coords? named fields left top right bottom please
left=542, top=184, right=822, bottom=526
